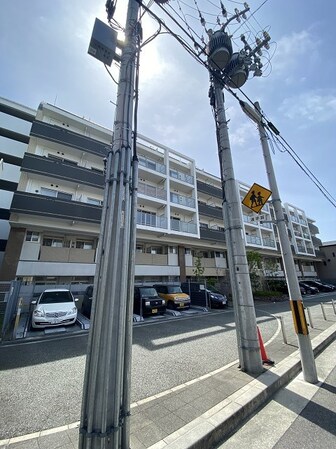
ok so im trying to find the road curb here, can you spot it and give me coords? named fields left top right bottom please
left=148, top=323, right=336, bottom=449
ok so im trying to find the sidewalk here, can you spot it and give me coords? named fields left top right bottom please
left=1, top=301, right=336, bottom=449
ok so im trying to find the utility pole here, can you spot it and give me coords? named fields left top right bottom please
left=212, top=80, right=262, bottom=373
left=206, top=4, right=272, bottom=374
left=79, top=0, right=140, bottom=448
left=240, top=100, right=318, bottom=383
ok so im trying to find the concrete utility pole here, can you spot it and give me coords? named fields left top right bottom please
left=79, top=0, right=140, bottom=448
left=206, top=3, right=272, bottom=374
left=212, top=80, right=262, bottom=374
left=241, top=101, right=318, bottom=383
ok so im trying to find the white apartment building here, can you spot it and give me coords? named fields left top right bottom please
left=0, top=97, right=323, bottom=285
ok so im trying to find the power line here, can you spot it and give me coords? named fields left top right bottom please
left=143, top=0, right=335, bottom=210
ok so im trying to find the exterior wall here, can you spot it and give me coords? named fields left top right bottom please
left=316, top=242, right=336, bottom=283
left=0, top=98, right=324, bottom=285
left=0, top=98, right=35, bottom=268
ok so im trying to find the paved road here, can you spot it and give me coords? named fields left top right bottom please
left=0, top=293, right=334, bottom=440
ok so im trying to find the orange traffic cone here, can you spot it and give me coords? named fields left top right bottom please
left=257, top=326, right=274, bottom=365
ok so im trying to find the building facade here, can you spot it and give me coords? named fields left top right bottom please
left=0, top=97, right=323, bottom=286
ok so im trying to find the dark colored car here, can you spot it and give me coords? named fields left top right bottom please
left=181, top=282, right=227, bottom=308
left=206, top=286, right=228, bottom=308
left=81, top=285, right=93, bottom=318
left=134, top=286, right=166, bottom=317
left=304, top=280, right=335, bottom=292
left=299, top=282, right=319, bottom=294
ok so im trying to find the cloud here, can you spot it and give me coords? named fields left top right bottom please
left=271, top=29, right=320, bottom=76
left=279, top=90, right=336, bottom=123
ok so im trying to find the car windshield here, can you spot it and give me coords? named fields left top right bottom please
left=39, top=291, right=73, bottom=304
left=207, top=286, right=221, bottom=294
left=167, top=286, right=182, bottom=294
left=140, top=288, right=157, bottom=296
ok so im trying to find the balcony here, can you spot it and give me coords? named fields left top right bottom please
left=308, top=222, right=319, bottom=235
left=262, top=237, right=276, bottom=248
left=21, top=153, right=104, bottom=189
left=39, top=246, right=96, bottom=263
left=30, top=120, right=109, bottom=157
left=196, top=181, right=222, bottom=198
left=170, top=169, right=194, bottom=185
left=299, top=218, right=307, bottom=226
left=139, top=157, right=166, bottom=174
left=198, top=202, right=222, bottom=219
left=290, top=215, right=299, bottom=223
left=297, top=245, right=306, bottom=253
left=170, top=193, right=196, bottom=209
left=135, top=253, right=168, bottom=265
left=170, top=219, right=197, bottom=234
left=11, top=191, right=102, bottom=223
left=246, top=235, right=262, bottom=245
left=312, top=235, right=322, bottom=247
left=138, top=182, right=167, bottom=201
left=306, top=247, right=315, bottom=255
left=200, top=227, right=225, bottom=243
left=136, top=215, right=168, bottom=230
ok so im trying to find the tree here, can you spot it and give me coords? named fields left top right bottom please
left=193, top=252, right=205, bottom=280
left=246, top=250, right=262, bottom=291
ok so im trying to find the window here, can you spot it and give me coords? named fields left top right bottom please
left=136, top=245, right=144, bottom=253
left=200, top=223, right=208, bottom=229
left=43, top=238, right=64, bottom=248
left=41, top=187, right=72, bottom=201
left=87, top=197, right=102, bottom=206
left=76, top=241, right=94, bottom=249
left=137, top=209, right=156, bottom=227
left=26, top=231, right=40, bottom=242
left=169, top=246, right=177, bottom=254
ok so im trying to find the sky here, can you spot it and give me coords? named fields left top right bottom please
left=1, top=0, right=335, bottom=243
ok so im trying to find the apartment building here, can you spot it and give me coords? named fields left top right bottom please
left=0, top=97, right=323, bottom=285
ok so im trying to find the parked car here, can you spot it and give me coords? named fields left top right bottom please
left=181, top=282, right=227, bottom=308
left=299, top=282, right=319, bottom=294
left=304, top=280, right=335, bottom=292
left=31, top=289, right=78, bottom=329
left=154, top=284, right=191, bottom=310
left=207, top=286, right=228, bottom=308
left=81, top=285, right=93, bottom=319
left=134, top=286, right=166, bottom=317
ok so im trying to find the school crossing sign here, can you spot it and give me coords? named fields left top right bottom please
left=242, top=183, right=272, bottom=214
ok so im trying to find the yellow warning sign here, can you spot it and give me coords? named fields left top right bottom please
left=242, top=183, right=272, bottom=214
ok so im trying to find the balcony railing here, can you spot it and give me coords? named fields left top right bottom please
left=170, top=193, right=196, bottom=209
left=170, top=219, right=197, bottom=234
left=136, top=215, right=167, bottom=229
left=30, top=120, right=108, bottom=157
left=138, top=182, right=167, bottom=200
left=139, top=157, right=166, bottom=174
left=262, top=237, right=276, bottom=248
left=170, top=169, right=194, bottom=185
left=198, top=202, right=222, bottom=219
left=196, top=180, right=222, bottom=198
left=246, top=235, right=262, bottom=245
left=200, top=227, right=225, bottom=242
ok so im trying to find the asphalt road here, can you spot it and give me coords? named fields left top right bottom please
left=0, top=294, right=333, bottom=440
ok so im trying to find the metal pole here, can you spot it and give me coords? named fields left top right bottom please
left=306, top=307, right=314, bottom=328
left=255, top=101, right=318, bottom=384
left=79, top=1, right=140, bottom=447
left=279, top=316, right=287, bottom=344
left=213, top=81, right=262, bottom=374
left=320, top=303, right=327, bottom=320
left=331, top=299, right=336, bottom=315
